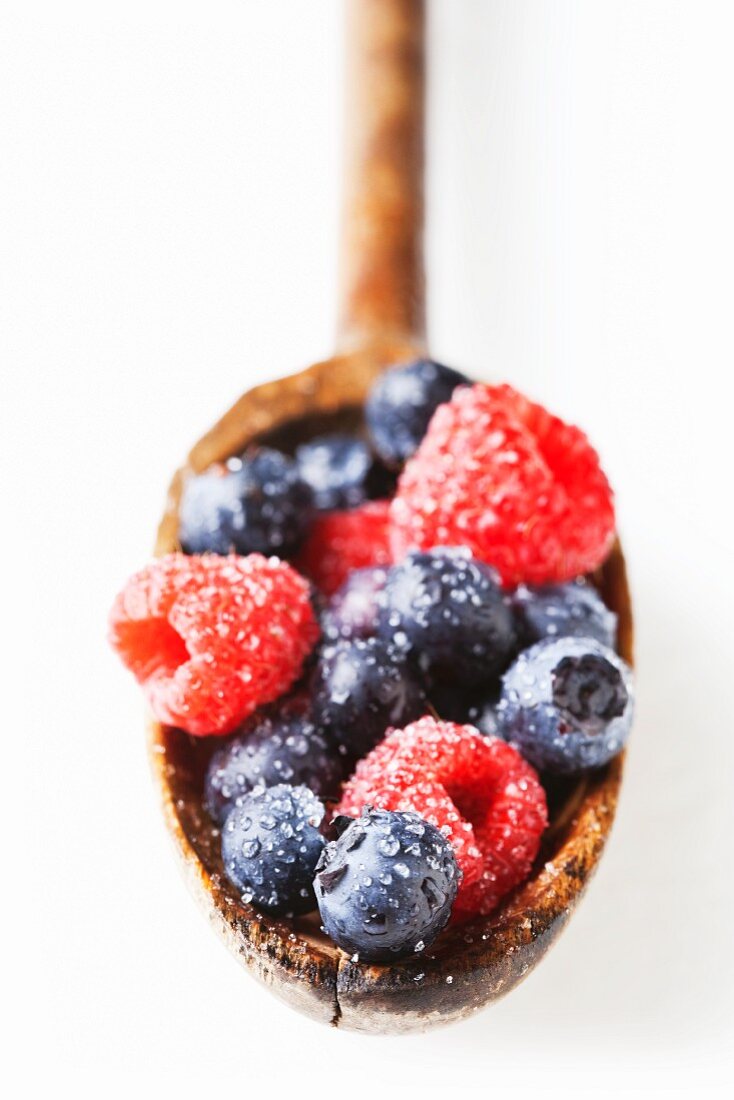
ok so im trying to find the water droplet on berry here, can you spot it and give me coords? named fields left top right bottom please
left=377, top=835, right=400, bottom=857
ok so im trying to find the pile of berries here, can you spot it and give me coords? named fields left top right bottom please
left=109, top=358, right=633, bottom=963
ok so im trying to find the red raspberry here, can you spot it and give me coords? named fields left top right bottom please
left=337, top=716, right=548, bottom=917
left=109, top=553, right=319, bottom=736
left=296, top=500, right=392, bottom=596
left=390, top=383, right=615, bottom=586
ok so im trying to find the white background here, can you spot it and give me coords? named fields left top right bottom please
left=2, top=1, right=733, bottom=1096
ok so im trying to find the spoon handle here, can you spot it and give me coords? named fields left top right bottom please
left=336, top=0, right=426, bottom=353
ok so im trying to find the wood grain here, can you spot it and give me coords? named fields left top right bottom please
left=337, top=0, right=426, bottom=351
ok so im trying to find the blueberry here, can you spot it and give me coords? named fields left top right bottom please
left=221, top=784, right=325, bottom=916
left=179, top=448, right=312, bottom=557
left=378, top=547, right=517, bottom=686
left=204, top=699, right=343, bottom=825
left=311, top=637, right=428, bottom=760
left=295, top=434, right=389, bottom=511
left=497, top=637, right=634, bottom=774
left=429, top=682, right=502, bottom=737
left=365, top=359, right=470, bottom=467
left=315, top=807, right=460, bottom=963
left=512, top=580, right=617, bottom=649
left=321, top=566, right=388, bottom=642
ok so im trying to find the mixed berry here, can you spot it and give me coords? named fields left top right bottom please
left=221, top=784, right=326, bottom=916
left=390, top=382, right=616, bottom=585
left=179, top=448, right=313, bottom=558
left=365, top=358, right=470, bottom=467
left=498, top=636, right=633, bottom=774
left=295, top=434, right=390, bottom=511
left=311, top=637, right=428, bottom=761
left=337, top=716, right=548, bottom=917
left=377, top=547, right=517, bottom=685
left=204, top=695, right=343, bottom=824
left=315, top=807, right=460, bottom=962
left=320, top=565, right=389, bottom=642
left=296, top=499, right=393, bottom=596
left=110, top=357, right=633, bottom=963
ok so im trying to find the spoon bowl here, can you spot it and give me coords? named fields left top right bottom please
left=149, top=340, right=632, bottom=1033
left=146, top=0, right=633, bottom=1032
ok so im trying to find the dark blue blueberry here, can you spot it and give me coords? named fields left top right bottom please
left=365, top=359, right=470, bottom=467
left=321, top=566, right=388, bottom=642
left=204, top=699, right=342, bottom=825
left=221, top=784, right=325, bottom=916
left=429, top=682, right=502, bottom=737
left=179, top=448, right=312, bottom=557
left=497, top=637, right=634, bottom=774
left=512, top=580, right=617, bottom=649
left=315, top=807, right=460, bottom=963
left=311, top=637, right=428, bottom=760
left=295, top=434, right=387, bottom=511
left=378, top=547, right=517, bottom=686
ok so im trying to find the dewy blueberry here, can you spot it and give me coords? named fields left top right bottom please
left=321, top=565, right=389, bottom=642
left=498, top=636, right=634, bottom=774
left=311, top=636, right=428, bottom=759
left=365, top=358, right=470, bottom=467
left=204, top=697, right=343, bottom=824
left=221, top=783, right=325, bottom=916
left=315, top=807, right=460, bottom=963
left=295, top=434, right=388, bottom=511
left=179, top=447, right=313, bottom=557
left=378, top=547, right=517, bottom=686
left=512, top=579, right=617, bottom=649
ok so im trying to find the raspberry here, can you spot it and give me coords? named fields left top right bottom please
left=337, top=716, right=548, bottom=917
left=390, top=383, right=615, bottom=587
left=296, top=500, right=392, bottom=596
left=108, top=553, right=319, bottom=736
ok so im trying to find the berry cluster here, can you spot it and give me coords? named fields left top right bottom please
left=338, top=717, right=548, bottom=916
left=109, top=357, right=633, bottom=962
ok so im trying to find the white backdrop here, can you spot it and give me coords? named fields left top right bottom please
left=2, top=2, right=733, bottom=1096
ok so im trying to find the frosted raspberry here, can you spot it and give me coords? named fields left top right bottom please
left=390, top=383, right=615, bottom=586
left=337, top=716, right=547, bottom=916
left=296, top=500, right=392, bottom=596
left=109, top=553, right=319, bottom=736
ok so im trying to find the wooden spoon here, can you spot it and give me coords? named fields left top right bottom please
left=149, top=0, right=633, bottom=1033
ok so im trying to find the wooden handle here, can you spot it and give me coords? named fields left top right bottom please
left=336, top=0, right=426, bottom=351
